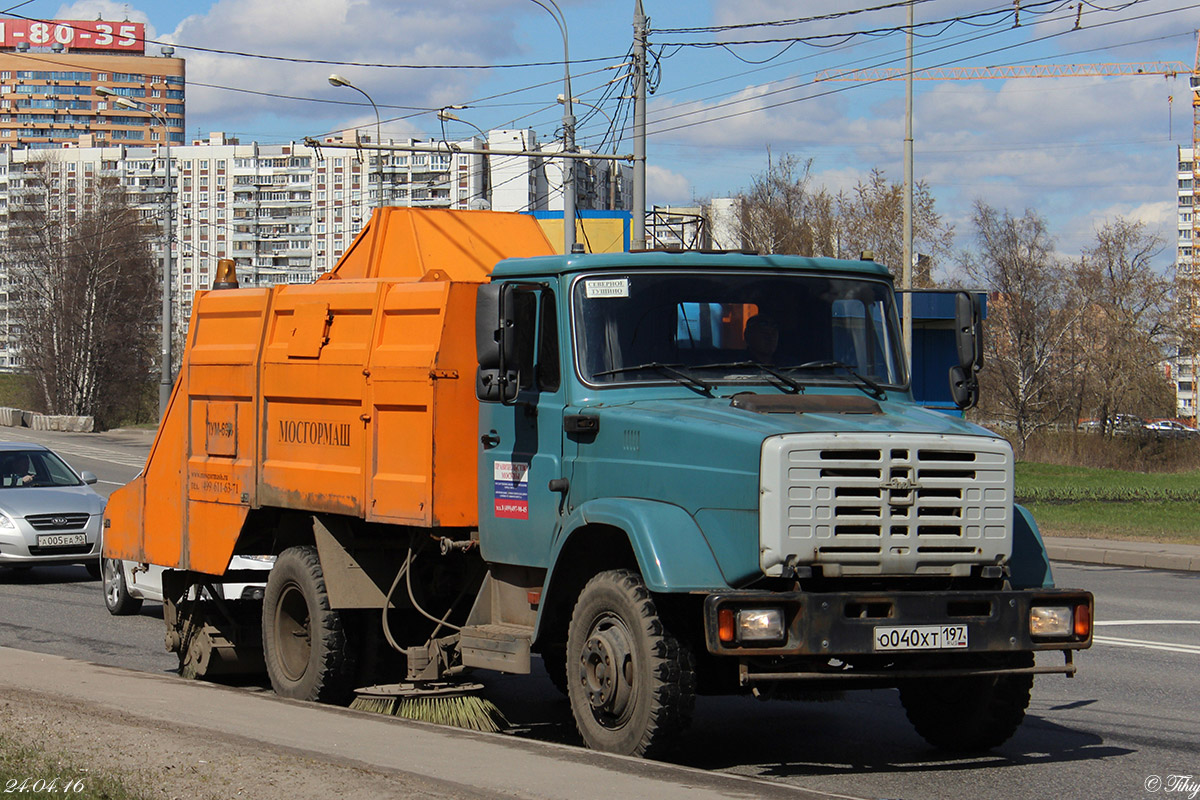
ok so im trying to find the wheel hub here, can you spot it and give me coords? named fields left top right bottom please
left=274, top=582, right=312, bottom=681
left=579, top=616, right=634, bottom=721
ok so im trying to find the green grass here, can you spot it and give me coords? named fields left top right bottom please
left=0, top=734, right=150, bottom=800
left=1015, top=462, right=1200, bottom=501
left=1016, top=462, right=1200, bottom=545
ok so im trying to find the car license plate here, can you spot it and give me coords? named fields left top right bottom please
left=37, top=533, right=87, bottom=548
left=873, top=624, right=968, bottom=651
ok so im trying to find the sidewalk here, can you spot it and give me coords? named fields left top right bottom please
left=0, top=647, right=835, bottom=800
left=1043, top=536, right=1200, bottom=572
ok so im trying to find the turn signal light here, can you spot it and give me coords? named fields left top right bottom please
left=1074, top=604, right=1091, bottom=638
left=718, top=607, right=735, bottom=643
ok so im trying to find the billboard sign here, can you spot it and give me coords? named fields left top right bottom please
left=0, top=19, right=146, bottom=53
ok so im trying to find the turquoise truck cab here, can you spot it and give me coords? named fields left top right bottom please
left=471, top=250, right=1092, bottom=758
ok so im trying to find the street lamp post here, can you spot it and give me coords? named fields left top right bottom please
left=558, top=94, right=618, bottom=210
left=328, top=74, right=384, bottom=210
left=528, top=0, right=576, bottom=253
left=96, top=85, right=172, bottom=419
left=437, top=106, right=491, bottom=208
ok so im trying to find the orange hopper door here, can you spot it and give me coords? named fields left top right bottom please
left=103, top=208, right=554, bottom=575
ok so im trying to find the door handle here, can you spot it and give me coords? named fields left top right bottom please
left=481, top=431, right=501, bottom=449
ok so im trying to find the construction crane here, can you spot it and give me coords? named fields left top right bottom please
left=814, top=62, right=1190, bottom=81
left=818, top=40, right=1200, bottom=414
left=815, top=58, right=1196, bottom=259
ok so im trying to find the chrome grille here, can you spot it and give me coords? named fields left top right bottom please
left=760, top=433, right=1013, bottom=578
left=26, top=513, right=90, bottom=531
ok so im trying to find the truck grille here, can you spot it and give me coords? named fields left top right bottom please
left=760, top=433, right=1013, bottom=578
left=26, top=513, right=90, bottom=531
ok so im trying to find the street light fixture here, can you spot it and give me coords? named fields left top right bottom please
left=95, top=85, right=173, bottom=419
left=527, top=0, right=576, bottom=253
left=328, top=74, right=384, bottom=210
left=437, top=106, right=491, bottom=209
left=557, top=94, right=619, bottom=210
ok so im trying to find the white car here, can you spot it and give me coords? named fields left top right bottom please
left=102, top=552, right=275, bottom=615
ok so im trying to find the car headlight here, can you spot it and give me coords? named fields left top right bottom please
left=0, top=514, right=15, bottom=529
left=1029, top=606, right=1073, bottom=637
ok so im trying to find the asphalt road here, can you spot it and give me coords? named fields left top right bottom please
left=0, top=427, right=1196, bottom=799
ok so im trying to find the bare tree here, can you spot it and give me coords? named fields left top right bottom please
left=961, top=202, right=1077, bottom=452
left=836, top=168, right=954, bottom=285
left=1073, top=218, right=1175, bottom=426
left=3, top=156, right=159, bottom=428
left=736, top=153, right=836, bottom=256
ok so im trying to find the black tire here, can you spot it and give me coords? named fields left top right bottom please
left=565, top=569, right=695, bottom=757
left=102, top=558, right=142, bottom=616
left=899, top=654, right=1034, bottom=752
left=262, top=545, right=357, bottom=704
left=84, top=560, right=102, bottom=580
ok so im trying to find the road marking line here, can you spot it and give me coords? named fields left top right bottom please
left=1093, top=635, right=1200, bottom=655
left=1095, top=620, right=1200, bottom=627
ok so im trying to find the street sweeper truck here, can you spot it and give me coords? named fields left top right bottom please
left=104, top=207, right=1093, bottom=758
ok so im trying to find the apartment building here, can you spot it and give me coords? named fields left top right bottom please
left=1172, top=145, right=1197, bottom=418
left=0, top=18, right=184, bottom=150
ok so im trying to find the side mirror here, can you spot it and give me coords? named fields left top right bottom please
left=475, top=283, right=519, bottom=404
left=80, top=470, right=98, bottom=485
left=950, top=292, right=984, bottom=410
left=954, top=291, right=983, bottom=372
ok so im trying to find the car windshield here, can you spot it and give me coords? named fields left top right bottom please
left=0, top=449, right=83, bottom=488
left=572, top=271, right=906, bottom=389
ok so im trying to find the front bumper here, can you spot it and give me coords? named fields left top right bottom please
left=0, top=515, right=102, bottom=566
left=703, top=587, right=1093, bottom=683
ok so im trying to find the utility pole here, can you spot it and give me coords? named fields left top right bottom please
left=902, top=0, right=914, bottom=371
left=632, top=0, right=648, bottom=251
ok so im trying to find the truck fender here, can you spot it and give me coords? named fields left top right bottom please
left=531, top=498, right=730, bottom=646
left=550, top=498, right=729, bottom=594
left=1010, top=503, right=1055, bottom=589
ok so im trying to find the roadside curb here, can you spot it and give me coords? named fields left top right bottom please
left=1044, top=536, right=1200, bottom=573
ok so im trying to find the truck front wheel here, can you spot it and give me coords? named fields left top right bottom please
left=262, top=545, right=356, bottom=704
left=566, top=569, right=696, bottom=757
left=899, top=654, right=1034, bottom=751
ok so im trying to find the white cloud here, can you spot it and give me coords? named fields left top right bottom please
left=152, top=0, right=526, bottom=136
left=647, top=164, right=692, bottom=205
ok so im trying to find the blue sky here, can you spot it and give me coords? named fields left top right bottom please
left=25, top=0, right=1200, bottom=264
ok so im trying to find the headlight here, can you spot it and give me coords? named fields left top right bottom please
left=0, top=514, right=15, bottom=529
left=737, top=608, right=786, bottom=643
left=1029, top=606, right=1073, bottom=637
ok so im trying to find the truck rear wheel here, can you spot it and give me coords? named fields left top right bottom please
left=566, top=569, right=695, bottom=757
left=899, top=654, right=1034, bottom=751
left=262, top=545, right=356, bottom=704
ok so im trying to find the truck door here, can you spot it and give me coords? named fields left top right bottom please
left=478, top=285, right=565, bottom=567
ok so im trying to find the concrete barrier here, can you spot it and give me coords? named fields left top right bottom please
left=25, top=413, right=94, bottom=433
left=0, top=407, right=23, bottom=427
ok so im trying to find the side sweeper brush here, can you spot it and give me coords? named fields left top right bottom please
left=351, top=681, right=508, bottom=733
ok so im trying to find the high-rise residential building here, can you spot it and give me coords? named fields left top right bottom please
left=0, top=18, right=184, bottom=149
left=1171, top=145, right=1197, bottom=418
left=0, top=108, right=630, bottom=370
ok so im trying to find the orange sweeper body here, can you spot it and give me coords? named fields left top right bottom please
left=104, top=208, right=555, bottom=576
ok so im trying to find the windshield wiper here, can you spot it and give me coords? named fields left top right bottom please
left=782, top=360, right=887, bottom=399
left=689, top=361, right=804, bottom=393
left=593, top=362, right=713, bottom=396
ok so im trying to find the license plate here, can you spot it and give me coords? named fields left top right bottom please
left=873, top=624, right=968, bottom=651
left=37, top=533, right=87, bottom=548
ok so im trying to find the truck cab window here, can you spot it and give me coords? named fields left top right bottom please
left=512, top=287, right=560, bottom=392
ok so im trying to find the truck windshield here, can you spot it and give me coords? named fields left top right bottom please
left=571, top=271, right=906, bottom=389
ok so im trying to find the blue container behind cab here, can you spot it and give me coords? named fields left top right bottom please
left=907, top=291, right=987, bottom=416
